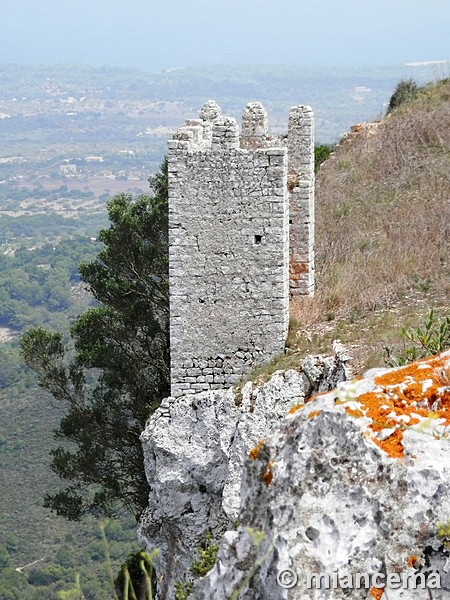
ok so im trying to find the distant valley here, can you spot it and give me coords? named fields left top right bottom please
left=0, top=62, right=442, bottom=242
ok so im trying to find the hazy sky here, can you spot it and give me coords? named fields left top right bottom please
left=2, top=0, right=449, bottom=70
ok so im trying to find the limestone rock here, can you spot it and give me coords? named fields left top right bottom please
left=138, top=348, right=350, bottom=598
left=193, top=350, right=450, bottom=599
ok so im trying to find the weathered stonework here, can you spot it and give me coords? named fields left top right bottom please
left=288, top=106, right=315, bottom=295
left=168, top=101, right=314, bottom=398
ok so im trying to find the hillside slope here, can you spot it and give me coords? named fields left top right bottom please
left=290, top=78, right=450, bottom=373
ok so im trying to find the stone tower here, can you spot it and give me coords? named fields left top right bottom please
left=168, top=101, right=314, bottom=398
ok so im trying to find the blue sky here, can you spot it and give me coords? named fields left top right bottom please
left=2, top=0, right=449, bottom=69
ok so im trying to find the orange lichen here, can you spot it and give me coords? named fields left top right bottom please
left=248, top=440, right=273, bottom=485
left=407, top=554, right=418, bottom=568
left=308, top=410, right=321, bottom=419
left=289, top=390, right=334, bottom=415
left=372, top=429, right=405, bottom=459
left=369, top=587, right=383, bottom=600
left=345, top=407, right=364, bottom=418
left=374, top=355, right=450, bottom=420
left=288, top=353, right=450, bottom=460
left=249, top=438, right=267, bottom=460
left=263, top=461, right=273, bottom=486
left=354, top=354, right=450, bottom=458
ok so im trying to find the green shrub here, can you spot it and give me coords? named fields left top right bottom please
left=55, top=547, right=76, bottom=568
left=0, top=567, right=32, bottom=599
left=386, top=78, right=421, bottom=114
left=385, top=309, right=450, bottom=367
left=174, top=533, right=219, bottom=599
left=190, top=534, right=219, bottom=578
left=0, top=544, right=11, bottom=569
left=28, top=565, right=69, bottom=586
left=314, top=144, right=333, bottom=172
left=175, top=581, right=193, bottom=600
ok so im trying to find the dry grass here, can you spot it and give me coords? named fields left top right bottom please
left=290, top=78, right=450, bottom=373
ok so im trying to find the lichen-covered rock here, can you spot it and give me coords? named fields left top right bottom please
left=138, top=346, right=349, bottom=598
left=193, top=350, right=450, bottom=600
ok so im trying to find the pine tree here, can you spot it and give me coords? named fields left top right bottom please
left=21, top=159, right=170, bottom=520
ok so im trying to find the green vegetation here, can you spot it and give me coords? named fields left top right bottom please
left=386, top=78, right=421, bottom=114
left=0, top=517, right=139, bottom=599
left=190, top=536, right=219, bottom=578
left=0, top=236, right=99, bottom=330
left=1, top=212, right=107, bottom=241
left=0, top=184, right=95, bottom=205
left=314, top=144, right=333, bottom=172
left=174, top=533, right=219, bottom=600
left=175, top=582, right=193, bottom=600
left=385, top=309, right=450, bottom=367
left=0, top=519, right=161, bottom=600
left=437, top=519, right=450, bottom=549
left=0, top=235, right=101, bottom=391
left=20, top=160, right=169, bottom=521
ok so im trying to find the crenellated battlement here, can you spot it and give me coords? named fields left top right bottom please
left=168, top=101, right=314, bottom=397
left=169, top=100, right=286, bottom=153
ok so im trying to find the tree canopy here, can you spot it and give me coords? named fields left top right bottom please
left=21, top=159, right=170, bottom=521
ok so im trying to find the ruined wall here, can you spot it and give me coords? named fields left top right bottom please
left=168, top=101, right=313, bottom=398
left=288, top=106, right=315, bottom=295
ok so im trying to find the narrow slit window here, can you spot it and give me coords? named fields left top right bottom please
left=254, top=234, right=262, bottom=245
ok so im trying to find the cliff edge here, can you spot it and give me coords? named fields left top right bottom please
left=140, top=349, right=450, bottom=599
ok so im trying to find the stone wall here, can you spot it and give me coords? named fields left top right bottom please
left=288, top=106, right=315, bottom=295
left=168, top=101, right=313, bottom=398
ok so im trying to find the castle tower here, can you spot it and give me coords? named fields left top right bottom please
left=168, top=101, right=314, bottom=397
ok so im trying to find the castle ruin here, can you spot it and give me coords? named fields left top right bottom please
left=168, top=101, right=314, bottom=397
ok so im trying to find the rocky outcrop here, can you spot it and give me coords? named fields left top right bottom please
left=138, top=344, right=350, bottom=598
left=193, top=350, right=450, bottom=599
